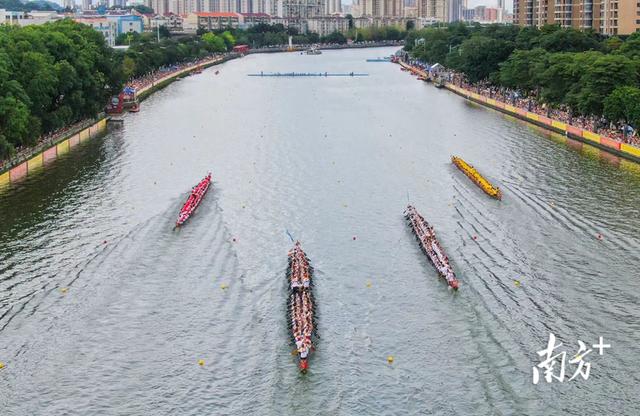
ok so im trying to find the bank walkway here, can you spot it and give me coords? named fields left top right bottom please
left=395, top=60, right=640, bottom=163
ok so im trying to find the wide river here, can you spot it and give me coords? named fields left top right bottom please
left=1, top=47, right=639, bottom=415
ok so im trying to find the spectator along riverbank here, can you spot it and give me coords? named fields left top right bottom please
left=395, top=59, right=640, bottom=164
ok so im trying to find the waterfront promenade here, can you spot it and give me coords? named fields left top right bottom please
left=0, top=41, right=401, bottom=181
left=396, top=60, right=640, bottom=162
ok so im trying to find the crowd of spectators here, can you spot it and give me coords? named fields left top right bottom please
left=446, top=72, right=640, bottom=148
left=125, top=54, right=225, bottom=93
left=0, top=119, right=94, bottom=172
left=402, top=57, right=639, bottom=148
left=1, top=55, right=226, bottom=170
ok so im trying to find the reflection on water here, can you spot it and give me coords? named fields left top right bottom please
left=1, top=47, right=639, bottom=416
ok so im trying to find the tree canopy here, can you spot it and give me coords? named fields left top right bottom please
left=407, top=23, right=640, bottom=122
left=0, top=20, right=122, bottom=158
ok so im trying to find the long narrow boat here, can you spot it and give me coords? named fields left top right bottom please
left=175, top=173, right=212, bottom=227
left=451, top=156, right=502, bottom=199
left=286, top=241, right=316, bottom=372
left=405, top=205, right=460, bottom=290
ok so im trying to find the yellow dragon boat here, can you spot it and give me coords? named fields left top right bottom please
left=451, top=156, right=502, bottom=200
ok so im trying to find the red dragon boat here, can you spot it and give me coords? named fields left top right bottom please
left=175, top=173, right=212, bottom=227
left=405, top=205, right=460, bottom=290
left=286, top=241, right=316, bottom=372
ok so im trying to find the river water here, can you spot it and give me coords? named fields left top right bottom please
left=1, top=47, right=639, bottom=415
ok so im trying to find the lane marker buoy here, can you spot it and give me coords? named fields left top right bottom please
left=387, top=356, right=394, bottom=364
left=60, top=288, right=68, bottom=294
left=514, top=280, right=521, bottom=287
left=220, top=283, right=229, bottom=290
left=366, top=281, right=372, bottom=288
left=0, top=362, right=5, bottom=369
left=198, top=359, right=205, bottom=366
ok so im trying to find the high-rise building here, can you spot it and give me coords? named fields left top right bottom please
left=276, top=0, right=324, bottom=18
left=447, top=0, right=462, bottom=22
left=151, top=0, right=170, bottom=14
left=417, top=0, right=445, bottom=21
left=325, top=0, right=341, bottom=14
left=351, top=0, right=404, bottom=17
left=513, top=1, right=640, bottom=35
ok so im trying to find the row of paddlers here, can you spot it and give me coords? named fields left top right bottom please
left=174, top=175, right=465, bottom=374
left=174, top=175, right=318, bottom=372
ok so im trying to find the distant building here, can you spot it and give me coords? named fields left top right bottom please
left=106, top=14, right=144, bottom=35
left=483, top=7, right=497, bottom=22
left=325, top=0, right=342, bottom=15
left=239, top=12, right=271, bottom=28
left=148, top=13, right=184, bottom=31
left=1, top=10, right=63, bottom=26
left=184, top=11, right=241, bottom=31
left=74, top=17, right=118, bottom=46
left=446, top=0, right=462, bottom=22
left=276, top=0, right=324, bottom=19
left=306, top=15, right=349, bottom=35
left=1, top=9, right=29, bottom=25
left=351, top=0, right=405, bottom=17
left=461, top=7, right=473, bottom=21
left=513, top=0, right=640, bottom=36
left=150, top=0, right=170, bottom=15
left=416, top=0, right=445, bottom=22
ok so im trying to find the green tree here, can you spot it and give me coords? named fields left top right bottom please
left=201, top=32, right=226, bottom=52
left=322, top=31, right=346, bottom=44
left=221, top=31, right=236, bottom=50
left=406, top=20, right=415, bottom=31
left=604, top=86, right=640, bottom=127
left=617, top=38, right=640, bottom=59
left=454, top=36, right=514, bottom=82
left=574, top=54, right=639, bottom=115
left=499, top=48, right=548, bottom=91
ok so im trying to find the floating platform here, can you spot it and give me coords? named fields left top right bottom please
left=248, top=72, right=368, bottom=77
left=451, top=156, right=502, bottom=199
left=366, top=58, right=391, bottom=62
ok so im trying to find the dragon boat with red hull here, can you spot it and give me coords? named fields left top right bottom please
left=404, top=205, right=460, bottom=290
left=175, top=173, right=212, bottom=227
left=286, top=241, right=316, bottom=373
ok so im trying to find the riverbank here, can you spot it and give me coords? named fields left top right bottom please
left=0, top=118, right=107, bottom=188
left=0, top=53, right=232, bottom=183
left=395, top=61, right=640, bottom=164
left=0, top=43, right=400, bottom=188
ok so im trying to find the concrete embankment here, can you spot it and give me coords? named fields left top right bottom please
left=0, top=54, right=237, bottom=184
left=0, top=118, right=107, bottom=188
left=395, top=61, right=640, bottom=164
left=445, top=84, right=640, bottom=164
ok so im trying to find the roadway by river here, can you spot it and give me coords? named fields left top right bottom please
left=1, top=47, right=639, bottom=415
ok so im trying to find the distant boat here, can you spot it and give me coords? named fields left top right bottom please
left=366, top=57, right=391, bottom=62
left=306, top=46, right=322, bottom=55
